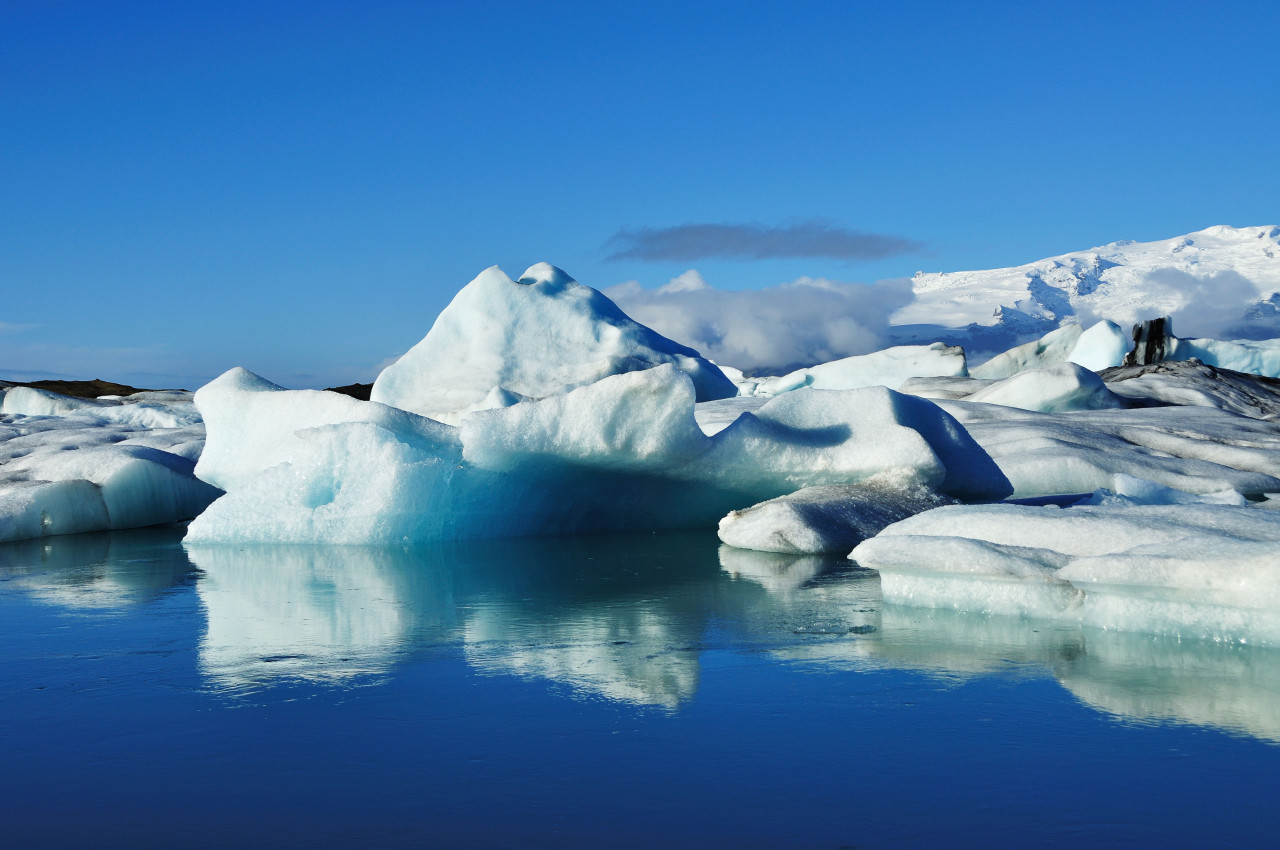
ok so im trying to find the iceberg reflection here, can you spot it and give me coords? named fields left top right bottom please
left=771, top=599, right=1280, bottom=743
left=181, top=531, right=1280, bottom=739
left=187, top=532, right=738, bottom=706
left=0, top=527, right=195, bottom=609
left=189, top=544, right=435, bottom=689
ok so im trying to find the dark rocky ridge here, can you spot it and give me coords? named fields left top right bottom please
left=325, top=382, right=373, bottom=401
left=0, top=378, right=163, bottom=398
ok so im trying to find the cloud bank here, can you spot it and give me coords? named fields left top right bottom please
left=605, top=220, right=925, bottom=262
left=605, top=271, right=915, bottom=374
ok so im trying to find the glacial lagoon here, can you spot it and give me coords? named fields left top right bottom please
left=2, top=527, right=1278, bottom=847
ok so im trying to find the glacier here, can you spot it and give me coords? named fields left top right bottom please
left=890, top=224, right=1280, bottom=359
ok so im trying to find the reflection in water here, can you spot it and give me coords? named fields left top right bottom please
left=717, top=547, right=827, bottom=595
left=777, top=602, right=1280, bottom=743
left=8, top=527, right=1280, bottom=741
left=1054, top=631, right=1280, bottom=743
left=189, top=545, right=435, bottom=689
left=0, top=527, right=195, bottom=609
left=188, top=532, right=735, bottom=706
left=455, top=534, right=720, bottom=709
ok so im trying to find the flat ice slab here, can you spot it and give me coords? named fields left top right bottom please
left=852, top=501, right=1280, bottom=645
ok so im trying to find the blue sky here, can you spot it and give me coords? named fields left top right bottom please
left=3, top=0, right=1277, bottom=389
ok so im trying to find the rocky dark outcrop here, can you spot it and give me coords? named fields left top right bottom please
left=1, top=378, right=160, bottom=398
left=1122, top=316, right=1174, bottom=367
left=325, top=382, right=373, bottom=401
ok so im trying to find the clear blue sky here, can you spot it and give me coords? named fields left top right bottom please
left=3, top=0, right=1277, bottom=389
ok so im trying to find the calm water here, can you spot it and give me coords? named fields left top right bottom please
left=2, top=527, right=1278, bottom=848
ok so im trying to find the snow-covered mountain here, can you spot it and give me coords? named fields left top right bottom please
left=890, top=225, right=1280, bottom=352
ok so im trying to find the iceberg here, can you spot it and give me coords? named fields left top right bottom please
left=971, top=323, right=1084, bottom=380
left=970, top=321, right=1129, bottom=380
left=963, top=362, right=1124, bottom=413
left=186, top=365, right=1011, bottom=545
left=750, top=342, right=968, bottom=396
left=370, top=264, right=735, bottom=424
left=1169, top=336, right=1280, bottom=378
left=1067, top=320, right=1130, bottom=372
left=1116, top=316, right=1280, bottom=378
left=193, top=367, right=458, bottom=493
left=935, top=401, right=1280, bottom=498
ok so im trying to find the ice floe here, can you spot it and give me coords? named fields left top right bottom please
left=933, top=402, right=1280, bottom=498
left=851, top=501, right=1280, bottom=645
left=0, top=389, right=218, bottom=542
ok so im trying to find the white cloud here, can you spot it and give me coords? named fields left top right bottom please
left=605, top=271, right=916, bottom=374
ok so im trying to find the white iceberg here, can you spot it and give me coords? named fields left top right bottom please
left=750, top=342, right=968, bottom=396
left=970, top=323, right=1084, bottom=380
left=186, top=365, right=1011, bottom=545
left=193, top=367, right=458, bottom=493
left=370, top=263, right=735, bottom=424
left=936, top=401, right=1280, bottom=498
left=1067, top=320, right=1131, bottom=371
left=1168, top=336, right=1280, bottom=378
left=970, top=321, right=1129, bottom=380
left=964, top=362, right=1124, bottom=413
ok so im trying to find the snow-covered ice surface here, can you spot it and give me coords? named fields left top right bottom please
left=750, top=342, right=968, bottom=396
left=370, top=263, right=735, bottom=424
left=0, top=389, right=219, bottom=542
left=186, top=365, right=1012, bottom=545
left=851, top=502, right=1280, bottom=645
left=900, top=361, right=1125, bottom=414
left=893, top=225, right=1280, bottom=342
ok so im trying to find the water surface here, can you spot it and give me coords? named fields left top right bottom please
left=2, top=528, right=1277, bottom=847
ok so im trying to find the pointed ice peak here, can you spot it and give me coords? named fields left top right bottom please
left=518, top=262, right=577, bottom=290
